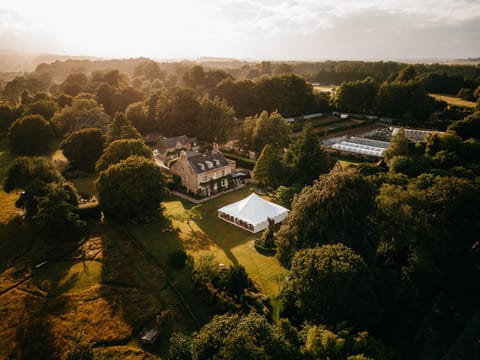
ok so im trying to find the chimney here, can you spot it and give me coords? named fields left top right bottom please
left=212, top=142, right=219, bottom=153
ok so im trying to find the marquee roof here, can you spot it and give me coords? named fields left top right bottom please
left=217, top=193, right=289, bottom=226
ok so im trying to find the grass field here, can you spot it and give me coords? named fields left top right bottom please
left=430, top=93, right=476, bottom=109
left=128, top=187, right=288, bottom=323
left=0, top=223, right=193, bottom=358
left=314, top=85, right=336, bottom=94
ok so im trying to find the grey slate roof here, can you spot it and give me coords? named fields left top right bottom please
left=187, top=151, right=230, bottom=174
left=158, top=135, right=198, bottom=150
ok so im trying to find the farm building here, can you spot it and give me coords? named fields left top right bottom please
left=217, top=193, right=289, bottom=233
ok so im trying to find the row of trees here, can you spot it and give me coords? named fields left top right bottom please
left=333, top=73, right=443, bottom=121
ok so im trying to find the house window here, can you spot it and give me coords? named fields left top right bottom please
left=221, top=178, right=228, bottom=187
left=203, top=175, right=208, bottom=182
left=221, top=170, right=225, bottom=176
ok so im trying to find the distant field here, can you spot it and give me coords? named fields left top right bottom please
left=430, top=93, right=476, bottom=109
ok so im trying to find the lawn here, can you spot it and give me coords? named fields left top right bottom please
left=430, top=93, right=476, bottom=109
left=128, top=187, right=288, bottom=323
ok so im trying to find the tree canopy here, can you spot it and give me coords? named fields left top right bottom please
left=169, top=313, right=297, bottom=360
left=95, top=155, right=167, bottom=220
left=281, top=244, right=377, bottom=328
left=51, top=98, right=110, bottom=134
left=61, top=128, right=105, bottom=172
left=95, top=138, right=152, bottom=173
left=7, top=114, right=54, bottom=155
left=276, top=168, right=376, bottom=266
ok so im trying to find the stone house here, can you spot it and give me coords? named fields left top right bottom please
left=156, top=135, right=199, bottom=161
left=170, top=144, right=236, bottom=196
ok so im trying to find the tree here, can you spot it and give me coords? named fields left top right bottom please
left=51, top=98, right=110, bottom=134
left=242, top=111, right=291, bottom=153
left=219, top=265, right=253, bottom=299
left=133, top=59, right=165, bottom=80
left=0, top=102, right=20, bottom=135
left=276, top=168, right=376, bottom=266
left=303, top=325, right=388, bottom=359
left=284, top=124, right=330, bottom=186
left=33, top=182, right=85, bottom=238
left=22, top=98, right=58, bottom=121
left=4, top=157, right=84, bottom=237
left=170, top=313, right=297, bottom=360
left=447, top=111, right=480, bottom=140
left=125, top=101, right=153, bottom=135
left=376, top=80, right=440, bottom=121
left=253, top=144, right=283, bottom=188
left=61, top=128, right=105, bottom=172
left=95, top=139, right=152, bottom=172
left=196, top=95, right=235, bottom=143
left=95, top=155, right=167, bottom=220
left=383, top=129, right=415, bottom=163
left=169, top=204, right=202, bottom=230
left=7, top=114, right=54, bottom=155
left=155, top=88, right=200, bottom=136
left=334, top=77, right=378, bottom=114
left=106, top=112, right=141, bottom=142
left=281, top=244, right=377, bottom=328
left=60, top=72, right=88, bottom=97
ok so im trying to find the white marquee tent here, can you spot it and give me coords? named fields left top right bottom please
left=217, top=192, right=289, bottom=233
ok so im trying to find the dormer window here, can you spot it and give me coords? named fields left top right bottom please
left=205, top=160, right=213, bottom=169
left=198, top=163, right=205, bottom=170
left=214, top=159, right=220, bottom=166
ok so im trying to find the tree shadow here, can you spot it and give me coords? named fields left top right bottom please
left=10, top=257, right=80, bottom=359
left=13, top=296, right=58, bottom=360
left=97, top=221, right=199, bottom=357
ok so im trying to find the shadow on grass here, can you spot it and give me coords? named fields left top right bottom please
left=11, top=255, right=80, bottom=359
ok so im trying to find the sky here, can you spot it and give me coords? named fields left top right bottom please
left=0, top=0, right=479, bottom=61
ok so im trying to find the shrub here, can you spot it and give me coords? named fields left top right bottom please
left=168, top=249, right=188, bottom=269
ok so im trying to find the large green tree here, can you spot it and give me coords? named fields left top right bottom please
left=196, top=95, right=235, bottom=142
left=284, top=124, right=330, bottom=186
left=96, top=155, right=167, bottom=220
left=281, top=244, right=377, bottom=328
left=0, top=102, right=20, bottom=135
left=242, top=111, right=291, bottom=153
left=334, top=77, right=378, bottom=114
left=7, top=114, right=54, bottom=155
left=51, top=98, right=110, bottom=134
left=61, top=128, right=105, bottom=172
left=4, top=157, right=84, bottom=237
left=169, top=313, right=297, bottom=360
left=95, top=139, right=152, bottom=172
left=253, top=144, right=283, bottom=188
left=106, top=112, right=141, bottom=143
left=22, top=98, right=58, bottom=121
left=155, top=88, right=200, bottom=136
left=276, top=168, right=376, bottom=266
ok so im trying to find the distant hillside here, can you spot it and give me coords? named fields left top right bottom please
left=0, top=49, right=101, bottom=73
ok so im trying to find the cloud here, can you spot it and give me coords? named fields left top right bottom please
left=0, top=0, right=479, bottom=59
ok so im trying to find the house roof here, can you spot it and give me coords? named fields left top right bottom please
left=158, top=135, right=198, bottom=151
left=217, top=193, right=289, bottom=227
left=187, top=151, right=230, bottom=174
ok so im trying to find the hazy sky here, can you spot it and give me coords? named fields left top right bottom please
left=1, top=0, right=479, bottom=60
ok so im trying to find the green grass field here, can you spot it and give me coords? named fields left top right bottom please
left=127, top=187, right=288, bottom=325
left=430, top=93, right=476, bottom=109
